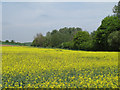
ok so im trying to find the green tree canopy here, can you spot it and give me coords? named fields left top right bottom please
left=32, top=33, right=45, bottom=47
left=113, top=1, right=120, bottom=19
left=5, top=40, right=9, bottom=43
left=93, top=16, right=120, bottom=50
left=32, top=27, right=82, bottom=48
left=107, top=31, right=120, bottom=51
left=92, top=1, right=120, bottom=51
left=11, top=40, right=15, bottom=43
left=73, top=31, right=90, bottom=50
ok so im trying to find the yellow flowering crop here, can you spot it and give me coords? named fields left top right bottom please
left=2, top=46, right=118, bottom=88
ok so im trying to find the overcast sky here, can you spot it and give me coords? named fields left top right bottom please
left=2, top=2, right=117, bottom=42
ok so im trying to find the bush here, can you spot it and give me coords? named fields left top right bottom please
left=73, top=31, right=91, bottom=50
left=80, top=40, right=93, bottom=51
left=107, top=31, right=120, bottom=51
left=58, top=41, right=74, bottom=50
left=93, top=16, right=120, bottom=50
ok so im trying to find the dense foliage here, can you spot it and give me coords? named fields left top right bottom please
left=2, top=40, right=32, bottom=46
left=92, top=16, right=120, bottom=51
left=2, top=1, right=119, bottom=51
left=107, top=31, right=120, bottom=51
left=73, top=31, right=91, bottom=50
left=32, top=27, right=82, bottom=48
left=32, top=15, right=120, bottom=51
left=31, top=2, right=120, bottom=51
left=113, top=1, right=120, bottom=19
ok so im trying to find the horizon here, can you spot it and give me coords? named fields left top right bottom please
left=2, top=2, right=117, bottom=43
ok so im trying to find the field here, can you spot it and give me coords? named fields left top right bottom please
left=2, top=46, right=118, bottom=88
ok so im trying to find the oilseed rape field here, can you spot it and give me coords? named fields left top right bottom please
left=2, top=46, right=118, bottom=88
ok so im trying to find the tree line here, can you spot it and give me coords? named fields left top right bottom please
left=31, top=1, right=120, bottom=51
left=1, top=40, right=32, bottom=46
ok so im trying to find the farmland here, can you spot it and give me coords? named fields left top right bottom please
left=2, top=46, right=118, bottom=88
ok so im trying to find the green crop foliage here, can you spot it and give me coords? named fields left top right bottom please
left=2, top=46, right=118, bottom=88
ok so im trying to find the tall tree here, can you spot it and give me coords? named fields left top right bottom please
left=93, top=16, right=120, bottom=50
left=73, top=31, right=90, bottom=50
left=113, top=1, right=120, bottom=19
left=5, top=40, right=9, bottom=43
left=32, top=33, right=45, bottom=47
left=32, top=27, right=82, bottom=48
left=118, top=1, right=120, bottom=19
left=11, top=40, right=15, bottom=43
left=107, top=31, right=120, bottom=51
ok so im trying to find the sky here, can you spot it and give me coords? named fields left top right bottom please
left=2, top=2, right=117, bottom=42
left=1, top=0, right=119, bottom=2
left=0, top=2, right=2, bottom=41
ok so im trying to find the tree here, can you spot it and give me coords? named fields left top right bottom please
left=59, top=41, right=74, bottom=49
left=51, top=30, right=58, bottom=35
left=5, top=40, right=9, bottom=43
left=73, top=31, right=90, bottom=50
left=50, top=32, right=63, bottom=47
left=44, top=32, right=51, bottom=47
left=32, top=33, right=45, bottom=47
left=80, top=40, right=93, bottom=51
left=32, top=27, right=82, bottom=48
left=59, top=27, right=82, bottom=41
left=40, top=27, right=82, bottom=48
left=92, top=2, right=120, bottom=51
left=113, top=1, right=120, bottom=19
left=11, top=40, right=15, bottom=43
left=107, top=31, right=120, bottom=51
left=93, top=16, right=120, bottom=50
left=118, top=1, right=120, bottom=19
